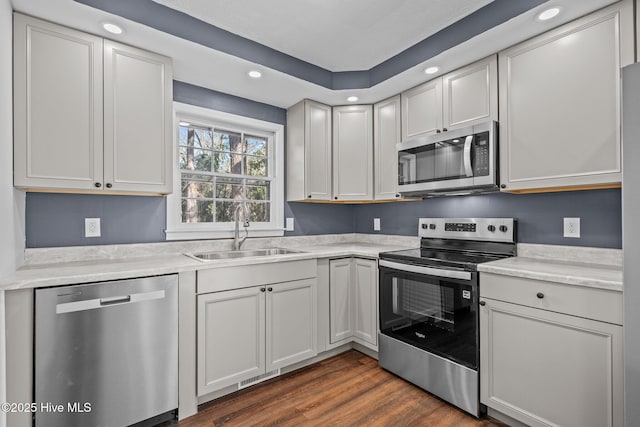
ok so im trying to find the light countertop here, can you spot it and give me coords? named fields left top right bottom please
left=0, top=242, right=411, bottom=291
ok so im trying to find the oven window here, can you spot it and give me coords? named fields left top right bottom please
left=379, top=268, right=478, bottom=369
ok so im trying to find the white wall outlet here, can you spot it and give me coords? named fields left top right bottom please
left=373, top=218, right=381, bottom=231
left=563, top=217, right=580, bottom=238
left=285, top=217, right=295, bottom=232
left=85, top=218, right=101, bottom=238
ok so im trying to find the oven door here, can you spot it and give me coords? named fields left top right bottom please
left=378, top=259, right=479, bottom=370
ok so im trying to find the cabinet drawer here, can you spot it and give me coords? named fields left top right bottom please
left=480, top=273, right=622, bottom=325
left=197, top=259, right=317, bottom=294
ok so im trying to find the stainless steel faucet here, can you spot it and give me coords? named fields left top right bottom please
left=233, top=203, right=250, bottom=250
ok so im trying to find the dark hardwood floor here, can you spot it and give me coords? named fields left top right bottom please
left=176, top=350, right=507, bottom=427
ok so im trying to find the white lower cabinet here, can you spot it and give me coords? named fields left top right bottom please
left=197, top=278, right=317, bottom=396
left=329, top=258, right=378, bottom=350
left=480, top=273, right=623, bottom=427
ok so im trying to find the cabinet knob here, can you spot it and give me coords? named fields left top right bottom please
left=436, top=129, right=441, bottom=133
left=536, top=292, right=544, bottom=299
left=267, top=287, right=273, bottom=292
left=500, top=184, right=507, bottom=189
left=308, top=195, right=312, bottom=198
left=260, top=288, right=266, bottom=292
left=395, top=194, right=400, bottom=198
left=442, top=128, right=448, bottom=132
left=334, top=197, right=338, bottom=200
left=479, top=301, right=486, bottom=306
left=106, top=183, right=112, bottom=189
left=94, top=182, right=102, bottom=188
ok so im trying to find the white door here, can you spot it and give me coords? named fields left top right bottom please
left=103, top=40, right=173, bottom=194
left=305, top=100, right=333, bottom=200
left=374, top=96, right=401, bottom=200
left=401, top=78, right=442, bottom=141
left=333, top=105, right=373, bottom=200
left=480, top=298, right=623, bottom=427
left=266, top=279, right=317, bottom=371
left=352, top=258, right=378, bottom=349
left=329, top=258, right=353, bottom=344
left=197, top=287, right=265, bottom=395
left=442, top=56, right=497, bottom=130
left=13, top=14, right=103, bottom=190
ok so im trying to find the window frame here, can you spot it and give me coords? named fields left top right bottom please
left=166, top=102, right=284, bottom=240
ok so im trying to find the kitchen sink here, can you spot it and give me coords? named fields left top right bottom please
left=186, top=248, right=304, bottom=261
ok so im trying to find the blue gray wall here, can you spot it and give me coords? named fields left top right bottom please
left=354, top=189, right=621, bottom=249
left=24, top=81, right=622, bottom=248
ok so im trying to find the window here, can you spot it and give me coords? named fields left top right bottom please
left=166, top=103, right=284, bottom=240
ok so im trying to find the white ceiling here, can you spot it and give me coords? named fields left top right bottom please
left=12, top=0, right=619, bottom=109
left=151, top=0, right=492, bottom=71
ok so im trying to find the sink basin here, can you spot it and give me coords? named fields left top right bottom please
left=187, top=248, right=304, bottom=261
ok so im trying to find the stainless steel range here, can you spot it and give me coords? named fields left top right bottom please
left=378, top=218, right=516, bottom=417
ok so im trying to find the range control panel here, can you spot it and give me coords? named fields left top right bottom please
left=419, top=218, right=515, bottom=243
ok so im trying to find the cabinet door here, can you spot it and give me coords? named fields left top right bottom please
left=103, top=40, right=173, bottom=194
left=197, top=287, right=265, bottom=395
left=401, top=79, right=442, bottom=141
left=305, top=100, right=332, bottom=200
left=333, top=105, right=373, bottom=200
left=352, top=258, right=378, bottom=349
left=266, top=279, right=317, bottom=371
left=480, top=298, right=623, bottom=427
left=498, top=2, right=633, bottom=192
left=442, top=55, right=497, bottom=130
left=374, top=96, right=401, bottom=200
left=329, top=258, right=353, bottom=344
left=13, top=14, right=103, bottom=190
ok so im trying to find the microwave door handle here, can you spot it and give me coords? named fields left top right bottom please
left=463, top=135, right=473, bottom=177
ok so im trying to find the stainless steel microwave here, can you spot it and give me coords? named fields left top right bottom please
left=396, top=121, right=498, bottom=196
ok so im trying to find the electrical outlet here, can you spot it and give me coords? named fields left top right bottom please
left=85, top=218, right=101, bottom=238
left=563, top=217, right=580, bottom=238
left=285, top=217, right=294, bottom=232
left=373, top=218, right=381, bottom=231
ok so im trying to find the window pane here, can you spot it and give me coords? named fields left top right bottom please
left=215, top=201, right=236, bottom=222
left=246, top=155, right=267, bottom=177
left=247, top=202, right=270, bottom=222
left=246, top=180, right=269, bottom=201
left=182, top=199, right=213, bottom=223
left=246, top=136, right=267, bottom=156
left=215, top=177, right=244, bottom=199
left=193, top=128, right=213, bottom=149
left=214, top=130, right=243, bottom=153
left=181, top=179, right=213, bottom=198
left=180, top=147, right=212, bottom=172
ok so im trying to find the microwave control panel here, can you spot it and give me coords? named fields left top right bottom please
left=473, top=132, right=490, bottom=177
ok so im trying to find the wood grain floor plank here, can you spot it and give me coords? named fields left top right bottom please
left=177, top=350, right=507, bottom=427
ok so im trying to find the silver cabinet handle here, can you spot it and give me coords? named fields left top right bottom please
left=56, top=290, right=165, bottom=314
left=379, top=259, right=471, bottom=280
left=100, top=295, right=131, bottom=305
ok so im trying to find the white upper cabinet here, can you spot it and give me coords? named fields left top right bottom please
left=13, top=13, right=173, bottom=194
left=332, top=105, right=373, bottom=201
left=103, top=41, right=173, bottom=194
left=374, top=96, right=401, bottom=200
left=401, top=55, right=497, bottom=141
left=13, top=13, right=104, bottom=191
left=286, top=99, right=332, bottom=201
left=498, top=1, right=633, bottom=192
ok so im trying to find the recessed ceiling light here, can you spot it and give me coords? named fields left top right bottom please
left=102, top=23, right=123, bottom=34
left=347, top=96, right=359, bottom=102
left=248, top=70, right=262, bottom=78
left=424, top=66, right=439, bottom=75
left=537, top=7, right=560, bottom=21
left=179, top=121, right=191, bottom=127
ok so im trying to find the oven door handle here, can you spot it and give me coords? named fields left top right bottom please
left=463, top=135, right=474, bottom=177
left=379, top=259, right=472, bottom=281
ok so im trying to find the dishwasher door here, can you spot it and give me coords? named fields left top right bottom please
left=35, top=274, right=178, bottom=427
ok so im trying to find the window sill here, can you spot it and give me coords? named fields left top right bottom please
left=165, top=228, right=285, bottom=241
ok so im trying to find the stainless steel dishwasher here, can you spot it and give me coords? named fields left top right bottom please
left=35, top=274, right=178, bottom=427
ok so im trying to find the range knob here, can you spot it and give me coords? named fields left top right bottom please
left=487, top=225, right=496, bottom=232
left=429, top=224, right=436, bottom=230
left=421, top=224, right=428, bottom=229
left=499, top=225, right=508, bottom=233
